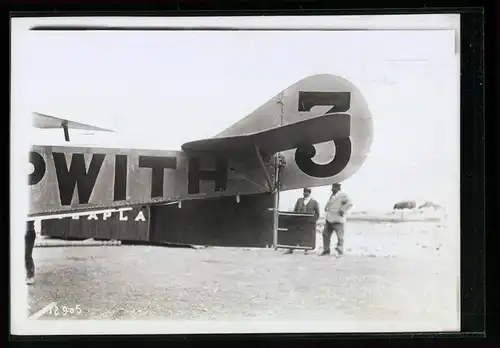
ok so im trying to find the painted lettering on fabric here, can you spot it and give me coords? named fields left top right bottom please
left=52, top=152, right=106, bottom=205
left=113, top=154, right=128, bottom=201
left=29, top=151, right=180, bottom=206
left=295, top=91, right=353, bottom=178
left=138, top=156, right=177, bottom=198
left=70, top=210, right=147, bottom=222
left=298, top=91, right=351, bottom=114
left=28, top=151, right=46, bottom=185
left=294, top=138, right=352, bottom=178
left=187, top=156, right=228, bottom=194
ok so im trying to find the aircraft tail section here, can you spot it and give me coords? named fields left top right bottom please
left=216, top=74, right=374, bottom=191
left=27, top=74, right=373, bottom=217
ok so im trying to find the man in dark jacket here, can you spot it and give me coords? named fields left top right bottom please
left=284, top=188, right=320, bottom=254
left=25, top=220, right=36, bottom=284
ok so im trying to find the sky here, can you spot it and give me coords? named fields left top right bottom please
left=12, top=17, right=460, bottom=214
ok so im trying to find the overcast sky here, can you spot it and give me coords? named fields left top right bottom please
left=13, top=19, right=460, bottom=213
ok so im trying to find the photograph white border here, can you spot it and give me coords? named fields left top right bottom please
left=11, top=13, right=461, bottom=335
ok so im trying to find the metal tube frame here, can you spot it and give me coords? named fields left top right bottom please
left=272, top=154, right=281, bottom=249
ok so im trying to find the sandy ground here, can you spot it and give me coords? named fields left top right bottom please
left=26, top=221, right=459, bottom=331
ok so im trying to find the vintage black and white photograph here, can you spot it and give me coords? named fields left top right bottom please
left=11, top=14, right=461, bottom=335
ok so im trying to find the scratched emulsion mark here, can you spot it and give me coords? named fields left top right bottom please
left=29, top=301, right=58, bottom=320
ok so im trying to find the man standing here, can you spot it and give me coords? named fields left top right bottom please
left=25, top=220, right=36, bottom=285
left=322, top=183, right=353, bottom=257
left=284, top=188, right=320, bottom=255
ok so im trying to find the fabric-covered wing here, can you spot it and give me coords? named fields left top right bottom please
left=33, top=112, right=115, bottom=132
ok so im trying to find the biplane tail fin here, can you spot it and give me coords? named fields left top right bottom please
left=200, top=73, right=374, bottom=191
left=216, top=74, right=368, bottom=137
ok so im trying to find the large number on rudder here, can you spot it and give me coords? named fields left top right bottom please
left=298, top=91, right=351, bottom=114
left=295, top=91, right=352, bottom=178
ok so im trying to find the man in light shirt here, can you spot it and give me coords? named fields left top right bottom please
left=321, top=183, right=353, bottom=257
left=284, top=188, right=320, bottom=255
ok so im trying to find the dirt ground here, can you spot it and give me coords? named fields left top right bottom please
left=26, top=221, right=459, bottom=331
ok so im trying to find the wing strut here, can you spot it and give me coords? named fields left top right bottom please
left=254, top=144, right=273, bottom=191
left=62, top=120, right=70, bottom=142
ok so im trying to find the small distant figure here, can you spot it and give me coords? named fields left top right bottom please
left=284, top=188, right=320, bottom=255
left=322, top=183, right=353, bottom=257
left=393, top=200, right=416, bottom=210
left=418, top=201, right=442, bottom=210
left=25, top=220, right=36, bottom=285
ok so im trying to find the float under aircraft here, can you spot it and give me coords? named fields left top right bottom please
left=28, top=74, right=373, bottom=219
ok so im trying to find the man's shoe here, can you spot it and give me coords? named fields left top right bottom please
left=284, top=249, right=293, bottom=255
left=319, top=251, right=330, bottom=256
left=26, top=277, right=34, bottom=285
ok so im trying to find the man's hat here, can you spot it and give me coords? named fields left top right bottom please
left=303, top=187, right=312, bottom=193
